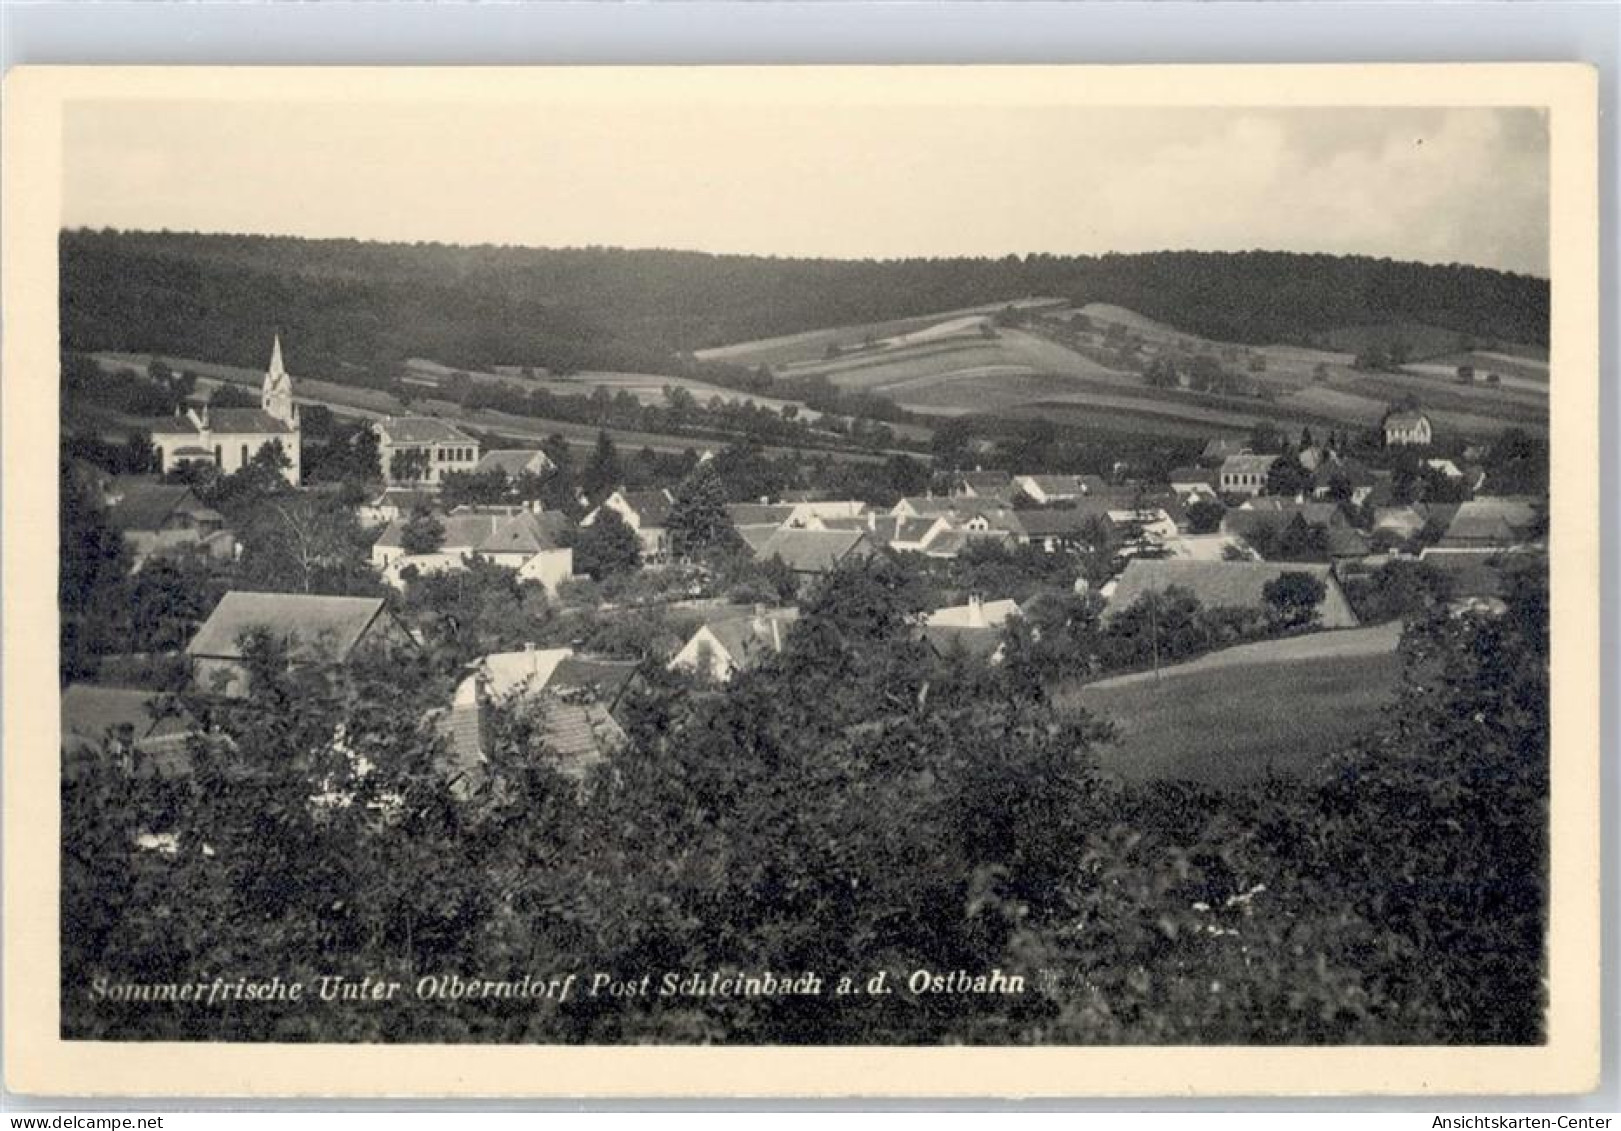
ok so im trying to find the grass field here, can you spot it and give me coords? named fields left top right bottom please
left=693, top=297, right=1068, bottom=366
left=1057, top=624, right=1405, bottom=788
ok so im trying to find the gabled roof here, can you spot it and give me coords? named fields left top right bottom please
left=473, top=449, right=554, bottom=477
left=1106, top=559, right=1358, bottom=627
left=207, top=408, right=296, bottom=434
left=1384, top=410, right=1431, bottom=429
left=1313, top=457, right=1378, bottom=488
left=376, top=510, right=570, bottom=554
left=726, top=503, right=797, bottom=528
left=366, top=487, right=438, bottom=511
left=105, top=481, right=221, bottom=533
left=894, top=495, right=963, bottom=517
left=1440, top=498, right=1541, bottom=547
left=702, top=608, right=800, bottom=667
left=1201, top=436, right=1245, bottom=461
left=1168, top=466, right=1217, bottom=486
left=958, top=470, right=1015, bottom=495
left=375, top=416, right=477, bottom=445
left=756, top=528, right=872, bottom=573
left=186, top=592, right=392, bottom=662
left=615, top=489, right=673, bottom=527
left=550, top=657, right=640, bottom=704
left=1219, top=453, right=1277, bottom=477
left=1018, top=473, right=1103, bottom=497
left=1013, top=509, right=1101, bottom=537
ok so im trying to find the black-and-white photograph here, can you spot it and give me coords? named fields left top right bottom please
left=46, top=74, right=1566, bottom=1057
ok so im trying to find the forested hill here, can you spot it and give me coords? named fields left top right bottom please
left=60, top=228, right=1549, bottom=378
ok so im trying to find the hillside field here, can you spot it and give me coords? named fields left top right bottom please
left=1058, top=624, right=1405, bottom=788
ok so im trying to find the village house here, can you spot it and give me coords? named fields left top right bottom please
left=374, top=416, right=481, bottom=487
left=1198, top=436, right=1246, bottom=467
left=1310, top=457, right=1380, bottom=505
left=102, top=478, right=234, bottom=566
left=1168, top=466, right=1219, bottom=497
left=753, top=527, right=877, bottom=578
left=471, top=449, right=556, bottom=480
left=1433, top=497, right=1542, bottom=552
left=1103, top=559, right=1360, bottom=629
left=890, top=495, right=967, bottom=520
left=1218, top=453, right=1276, bottom=497
left=1222, top=499, right=1371, bottom=560
left=1424, top=458, right=1487, bottom=493
left=954, top=470, right=1016, bottom=500
left=1013, top=474, right=1106, bottom=504
left=432, top=645, right=638, bottom=794
left=924, top=595, right=1020, bottom=629
left=355, top=486, right=439, bottom=529
left=669, top=607, right=801, bottom=683
left=186, top=592, right=418, bottom=698
left=149, top=335, right=302, bottom=484
left=581, top=488, right=674, bottom=560
left=1371, top=502, right=1460, bottom=545
left=370, top=506, right=574, bottom=593
left=1383, top=409, right=1434, bottom=448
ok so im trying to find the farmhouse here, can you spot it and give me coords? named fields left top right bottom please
left=1014, top=474, right=1105, bottom=504
left=1310, top=457, right=1379, bottom=505
left=582, top=488, right=674, bottom=560
left=103, top=478, right=234, bottom=566
left=370, top=507, right=574, bottom=593
left=186, top=592, right=417, bottom=698
left=955, top=470, right=1016, bottom=500
left=356, top=487, right=438, bottom=529
left=471, top=449, right=556, bottom=479
left=374, top=416, right=481, bottom=487
left=754, top=527, right=876, bottom=577
left=149, top=335, right=301, bottom=484
left=1168, top=466, right=1219, bottom=496
left=925, top=595, right=1019, bottom=629
left=1434, top=497, right=1542, bottom=551
left=1104, top=559, right=1360, bottom=629
left=1218, top=454, right=1275, bottom=497
left=669, top=607, right=801, bottom=683
left=1383, top=409, right=1433, bottom=448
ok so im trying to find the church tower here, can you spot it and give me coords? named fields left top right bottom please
left=261, top=333, right=299, bottom=429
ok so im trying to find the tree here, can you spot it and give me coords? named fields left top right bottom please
left=1265, top=451, right=1312, bottom=498
left=1248, top=420, right=1283, bottom=454
left=1143, top=355, right=1179, bottom=389
left=399, top=507, right=446, bottom=555
left=581, top=430, right=622, bottom=503
left=1184, top=497, right=1225, bottom=534
left=1455, top=363, right=1476, bottom=384
left=665, top=462, right=743, bottom=561
left=569, top=507, right=643, bottom=580
left=1262, top=570, right=1327, bottom=631
left=390, top=447, right=431, bottom=484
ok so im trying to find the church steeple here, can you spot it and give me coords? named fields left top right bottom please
left=262, top=332, right=298, bottom=428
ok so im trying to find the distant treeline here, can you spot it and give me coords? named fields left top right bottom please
left=61, top=229, right=1549, bottom=381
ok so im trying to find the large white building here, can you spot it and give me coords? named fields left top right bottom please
left=374, top=416, right=481, bottom=487
left=150, top=335, right=302, bottom=484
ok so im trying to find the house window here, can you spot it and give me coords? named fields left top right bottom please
left=214, top=444, right=222, bottom=465
left=241, top=444, right=249, bottom=466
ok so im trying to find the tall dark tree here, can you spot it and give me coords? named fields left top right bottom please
left=581, top=430, right=622, bottom=503
left=664, top=461, right=743, bottom=561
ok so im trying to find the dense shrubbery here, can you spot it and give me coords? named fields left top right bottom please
left=61, top=555, right=1548, bottom=1045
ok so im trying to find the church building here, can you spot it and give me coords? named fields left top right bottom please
left=150, top=335, right=302, bottom=485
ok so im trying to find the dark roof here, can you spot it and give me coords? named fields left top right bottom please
left=727, top=503, right=796, bottom=527
left=105, top=481, right=220, bottom=533
left=186, top=592, right=390, bottom=662
left=1169, top=466, right=1217, bottom=485
left=958, top=470, right=1015, bottom=495
left=1440, top=498, right=1541, bottom=548
left=617, top=489, right=673, bottom=527
left=367, top=487, right=438, bottom=510
left=1014, top=509, right=1102, bottom=537
left=207, top=408, right=295, bottom=434
left=433, top=699, right=621, bottom=786
left=376, top=416, right=478, bottom=445
left=549, top=657, right=640, bottom=704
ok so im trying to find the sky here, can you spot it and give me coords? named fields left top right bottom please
left=63, top=101, right=1550, bottom=277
